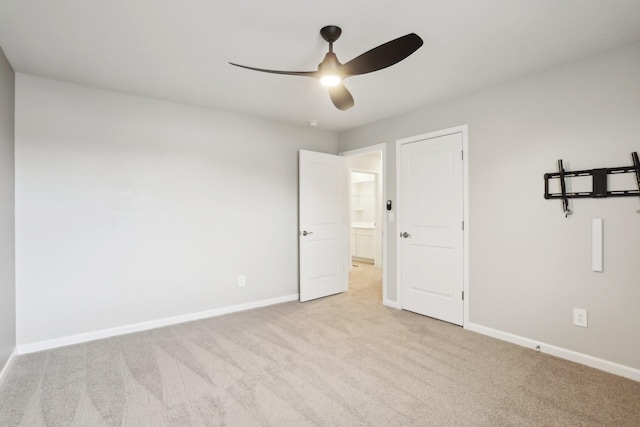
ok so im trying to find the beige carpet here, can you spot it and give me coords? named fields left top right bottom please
left=1, top=262, right=639, bottom=426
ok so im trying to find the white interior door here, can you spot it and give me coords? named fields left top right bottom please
left=399, top=131, right=464, bottom=325
left=299, top=150, right=348, bottom=302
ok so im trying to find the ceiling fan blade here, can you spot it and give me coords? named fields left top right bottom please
left=328, top=83, right=354, bottom=111
left=229, top=62, right=318, bottom=77
left=341, top=33, right=423, bottom=76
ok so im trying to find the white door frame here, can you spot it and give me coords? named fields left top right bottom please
left=395, top=125, right=470, bottom=326
left=339, top=143, right=390, bottom=307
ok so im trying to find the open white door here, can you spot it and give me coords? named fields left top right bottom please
left=299, top=150, right=348, bottom=302
left=398, top=131, right=464, bottom=325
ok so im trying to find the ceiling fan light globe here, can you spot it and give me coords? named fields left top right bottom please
left=320, top=75, right=342, bottom=87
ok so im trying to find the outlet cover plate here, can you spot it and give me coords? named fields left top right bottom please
left=573, top=308, right=588, bottom=327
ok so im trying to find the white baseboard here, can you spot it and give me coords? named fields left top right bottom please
left=0, top=347, right=18, bottom=386
left=466, top=322, right=640, bottom=382
left=18, top=294, right=299, bottom=355
left=383, top=299, right=398, bottom=309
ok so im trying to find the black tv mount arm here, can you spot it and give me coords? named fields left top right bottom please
left=544, top=152, right=640, bottom=216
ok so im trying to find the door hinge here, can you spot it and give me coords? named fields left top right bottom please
left=461, top=150, right=464, bottom=160
left=462, top=291, right=464, bottom=301
left=461, top=221, right=464, bottom=230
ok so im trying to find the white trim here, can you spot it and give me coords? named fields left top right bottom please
left=340, top=143, right=387, bottom=157
left=17, top=294, right=299, bottom=354
left=395, top=125, right=470, bottom=324
left=0, top=348, right=18, bottom=386
left=340, top=143, right=388, bottom=306
left=395, top=139, right=403, bottom=309
left=466, top=322, right=640, bottom=382
left=462, top=127, right=469, bottom=326
left=383, top=299, right=398, bottom=309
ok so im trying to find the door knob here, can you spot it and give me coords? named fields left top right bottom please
left=302, top=230, right=313, bottom=236
left=401, top=232, right=411, bottom=238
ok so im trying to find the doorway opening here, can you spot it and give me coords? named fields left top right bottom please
left=340, top=144, right=388, bottom=306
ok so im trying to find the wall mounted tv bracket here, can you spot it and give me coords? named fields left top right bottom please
left=544, top=152, right=640, bottom=217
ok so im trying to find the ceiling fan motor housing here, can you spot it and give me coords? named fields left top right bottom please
left=318, top=52, right=341, bottom=75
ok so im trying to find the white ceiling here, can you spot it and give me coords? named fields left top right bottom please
left=1, top=0, right=640, bottom=131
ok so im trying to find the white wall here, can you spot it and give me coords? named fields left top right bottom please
left=348, top=152, right=381, bottom=173
left=339, top=43, right=640, bottom=370
left=15, top=75, right=338, bottom=346
left=0, top=46, right=16, bottom=370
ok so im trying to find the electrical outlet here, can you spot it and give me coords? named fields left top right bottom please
left=238, top=275, right=245, bottom=287
left=573, top=308, right=588, bottom=327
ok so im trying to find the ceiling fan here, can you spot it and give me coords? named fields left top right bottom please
left=229, top=26, right=423, bottom=111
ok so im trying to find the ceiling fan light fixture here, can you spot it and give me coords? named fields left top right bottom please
left=228, top=26, right=423, bottom=111
left=320, top=75, right=342, bottom=87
